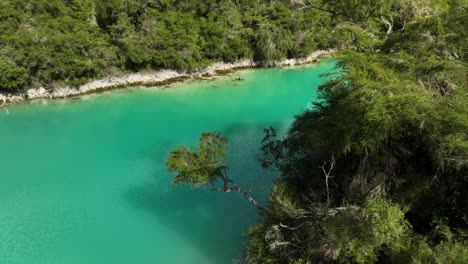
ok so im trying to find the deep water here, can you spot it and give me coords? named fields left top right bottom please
left=0, top=60, right=336, bottom=264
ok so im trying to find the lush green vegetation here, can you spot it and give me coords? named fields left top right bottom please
left=0, top=0, right=343, bottom=92
left=166, top=0, right=468, bottom=263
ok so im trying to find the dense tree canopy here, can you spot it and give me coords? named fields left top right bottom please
left=245, top=0, right=468, bottom=263
left=0, top=0, right=342, bottom=91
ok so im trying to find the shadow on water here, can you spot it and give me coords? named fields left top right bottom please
left=123, top=122, right=281, bottom=263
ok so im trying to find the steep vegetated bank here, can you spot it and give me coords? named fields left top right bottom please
left=165, top=1, right=467, bottom=263
left=246, top=1, right=468, bottom=263
left=0, top=0, right=339, bottom=92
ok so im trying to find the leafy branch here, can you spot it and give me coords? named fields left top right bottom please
left=166, top=131, right=267, bottom=212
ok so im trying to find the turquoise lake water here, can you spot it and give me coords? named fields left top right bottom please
left=0, top=60, right=336, bottom=264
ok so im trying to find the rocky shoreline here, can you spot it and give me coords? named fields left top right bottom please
left=0, top=50, right=335, bottom=105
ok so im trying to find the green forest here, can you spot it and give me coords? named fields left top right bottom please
left=1, top=0, right=467, bottom=263
left=1, top=0, right=341, bottom=91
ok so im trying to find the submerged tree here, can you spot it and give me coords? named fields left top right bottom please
left=166, top=131, right=267, bottom=212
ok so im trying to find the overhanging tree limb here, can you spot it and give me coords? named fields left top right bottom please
left=167, top=131, right=268, bottom=213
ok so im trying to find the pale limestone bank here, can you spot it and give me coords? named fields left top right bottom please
left=0, top=50, right=335, bottom=105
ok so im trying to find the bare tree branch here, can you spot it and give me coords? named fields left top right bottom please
left=211, top=171, right=268, bottom=212
left=381, top=15, right=393, bottom=38
left=319, top=155, right=336, bottom=207
left=279, top=222, right=308, bottom=231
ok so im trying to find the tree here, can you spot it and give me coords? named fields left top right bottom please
left=166, top=131, right=267, bottom=212
left=247, top=199, right=413, bottom=264
left=0, top=61, right=28, bottom=91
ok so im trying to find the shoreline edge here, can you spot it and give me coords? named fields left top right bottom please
left=0, top=50, right=335, bottom=105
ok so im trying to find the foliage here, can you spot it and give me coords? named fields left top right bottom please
left=0, top=0, right=344, bottom=91
left=246, top=0, right=467, bottom=263
left=247, top=199, right=412, bottom=263
left=318, top=200, right=409, bottom=263
left=0, top=60, right=28, bottom=91
left=166, top=132, right=227, bottom=187
left=166, top=131, right=267, bottom=211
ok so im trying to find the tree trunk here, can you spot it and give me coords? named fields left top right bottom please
left=211, top=174, right=268, bottom=213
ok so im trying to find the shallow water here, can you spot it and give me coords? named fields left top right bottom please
left=0, top=60, right=336, bottom=264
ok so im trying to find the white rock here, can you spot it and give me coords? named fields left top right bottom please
left=0, top=50, right=335, bottom=104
